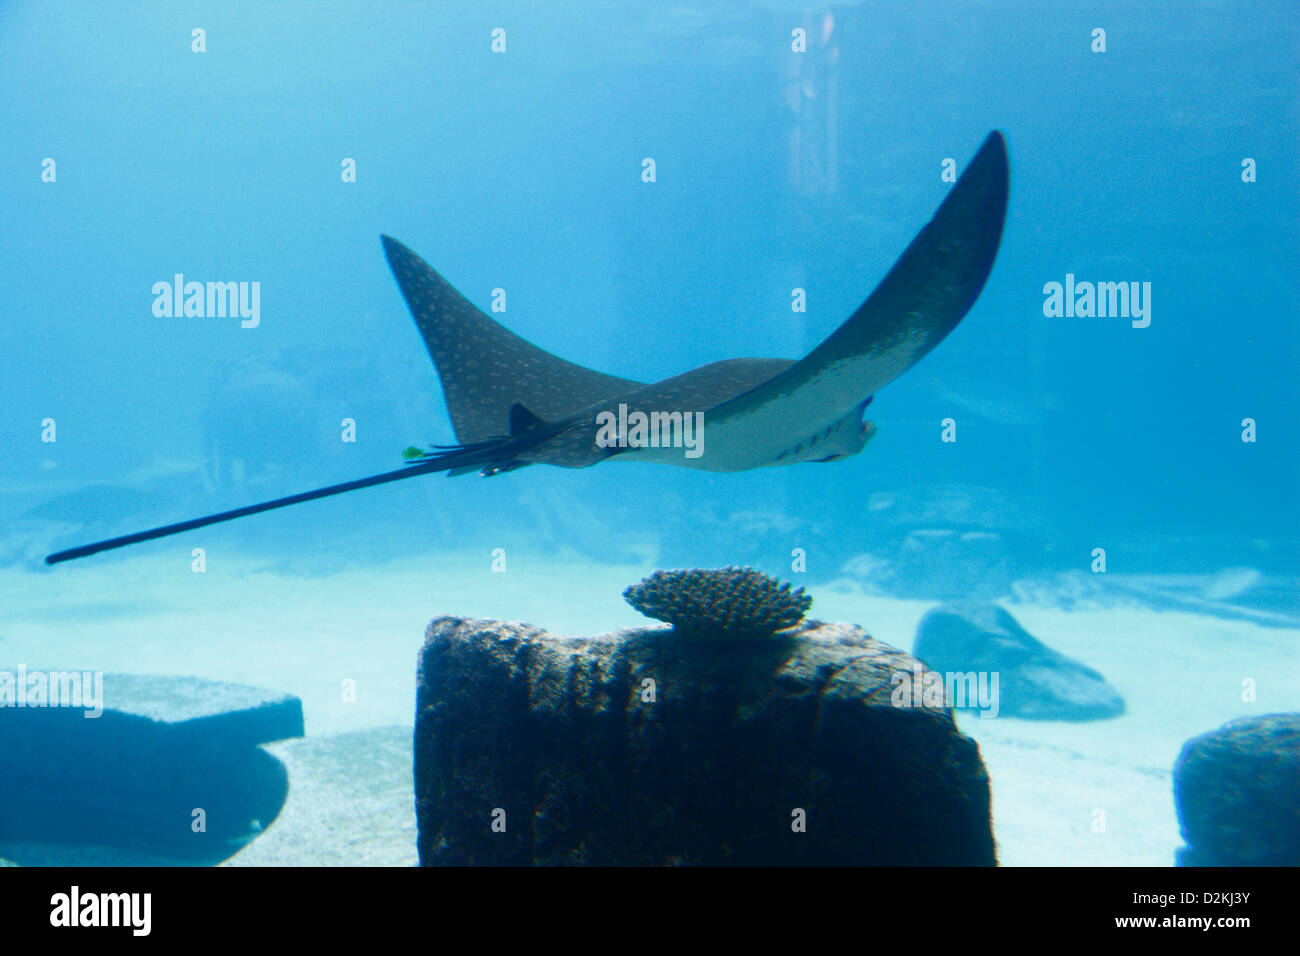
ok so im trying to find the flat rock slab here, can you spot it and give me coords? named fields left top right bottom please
left=914, top=602, right=1125, bottom=720
left=416, top=616, right=996, bottom=866
left=224, top=726, right=417, bottom=867
left=0, top=670, right=303, bottom=745
left=1174, top=713, right=1300, bottom=866
left=0, top=671, right=303, bottom=862
left=93, top=672, right=304, bottom=742
left=0, top=841, right=212, bottom=867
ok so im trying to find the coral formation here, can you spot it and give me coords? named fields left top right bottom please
left=622, top=566, right=811, bottom=639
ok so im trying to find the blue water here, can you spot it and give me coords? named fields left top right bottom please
left=4, top=1, right=1296, bottom=593
left=0, top=1, right=1297, bottom=865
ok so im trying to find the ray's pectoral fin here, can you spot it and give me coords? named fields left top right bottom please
left=381, top=235, right=644, bottom=444
left=694, top=131, right=1009, bottom=471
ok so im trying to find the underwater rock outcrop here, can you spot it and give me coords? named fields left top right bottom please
left=0, top=673, right=301, bottom=865
left=912, top=602, right=1124, bottom=720
left=414, top=613, right=996, bottom=866
left=1173, top=713, right=1300, bottom=867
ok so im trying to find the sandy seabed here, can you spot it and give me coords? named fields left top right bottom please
left=3, top=549, right=1296, bottom=867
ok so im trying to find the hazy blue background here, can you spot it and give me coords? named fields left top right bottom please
left=3, top=1, right=1297, bottom=602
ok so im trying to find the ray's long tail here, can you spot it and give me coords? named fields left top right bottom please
left=43, top=427, right=563, bottom=565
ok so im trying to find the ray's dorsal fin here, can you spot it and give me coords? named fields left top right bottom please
left=381, top=235, right=644, bottom=444
left=508, top=402, right=546, bottom=436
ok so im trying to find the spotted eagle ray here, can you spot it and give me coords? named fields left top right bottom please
left=46, top=131, right=1009, bottom=564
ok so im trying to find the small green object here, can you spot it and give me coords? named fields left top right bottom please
left=401, top=445, right=427, bottom=461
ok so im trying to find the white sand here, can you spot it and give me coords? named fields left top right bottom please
left=3, top=553, right=1296, bottom=866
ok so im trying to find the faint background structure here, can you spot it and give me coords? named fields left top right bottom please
left=785, top=10, right=839, bottom=199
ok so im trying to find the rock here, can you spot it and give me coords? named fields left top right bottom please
left=415, top=616, right=996, bottom=866
left=1173, top=713, right=1300, bottom=866
left=0, top=672, right=303, bottom=865
left=912, top=603, right=1124, bottom=720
